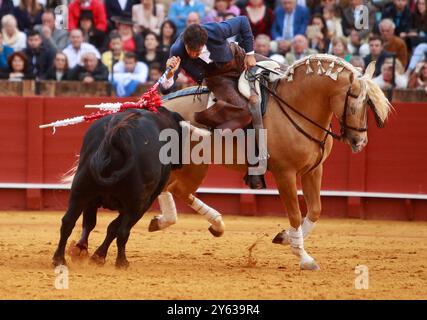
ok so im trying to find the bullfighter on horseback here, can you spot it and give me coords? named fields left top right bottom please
left=161, top=16, right=268, bottom=190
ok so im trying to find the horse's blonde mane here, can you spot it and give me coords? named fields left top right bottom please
left=284, top=54, right=392, bottom=123
left=285, top=54, right=362, bottom=78
left=362, top=78, right=393, bottom=122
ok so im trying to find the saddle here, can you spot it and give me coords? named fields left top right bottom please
left=237, top=60, right=287, bottom=117
left=199, top=60, right=287, bottom=129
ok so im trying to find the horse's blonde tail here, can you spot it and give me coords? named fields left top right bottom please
left=61, top=155, right=79, bottom=185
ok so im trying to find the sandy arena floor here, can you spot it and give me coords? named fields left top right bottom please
left=0, top=211, right=426, bottom=300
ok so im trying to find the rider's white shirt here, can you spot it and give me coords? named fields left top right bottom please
left=198, top=45, right=212, bottom=64
left=162, top=45, right=254, bottom=89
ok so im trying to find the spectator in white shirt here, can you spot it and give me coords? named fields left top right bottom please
left=110, top=51, right=149, bottom=97
left=373, top=58, right=408, bottom=89
left=132, top=0, right=165, bottom=35
left=1, top=14, right=26, bottom=51
left=62, top=28, right=100, bottom=68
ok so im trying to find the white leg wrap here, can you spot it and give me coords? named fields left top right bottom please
left=190, top=196, right=224, bottom=232
left=289, top=226, right=314, bottom=264
left=301, top=217, right=316, bottom=238
left=157, top=192, right=177, bottom=229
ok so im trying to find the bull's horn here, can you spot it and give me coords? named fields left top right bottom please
left=179, top=121, right=211, bottom=138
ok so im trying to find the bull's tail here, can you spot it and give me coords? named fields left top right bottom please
left=89, top=113, right=138, bottom=186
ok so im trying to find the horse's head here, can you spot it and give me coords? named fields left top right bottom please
left=334, top=61, right=392, bottom=153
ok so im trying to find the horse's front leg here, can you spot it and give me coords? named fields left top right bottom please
left=188, top=193, right=225, bottom=237
left=301, top=164, right=322, bottom=232
left=148, top=191, right=177, bottom=231
left=272, top=169, right=320, bottom=270
left=273, top=165, right=322, bottom=245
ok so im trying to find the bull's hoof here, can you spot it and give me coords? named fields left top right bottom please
left=300, top=260, right=320, bottom=271
left=208, top=225, right=224, bottom=237
left=52, top=256, right=66, bottom=267
left=115, top=259, right=129, bottom=269
left=272, top=230, right=290, bottom=245
left=148, top=217, right=161, bottom=232
left=90, top=253, right=106, bottom=266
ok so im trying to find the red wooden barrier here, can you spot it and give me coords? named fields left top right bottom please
left=0, top=97, right=426, bottom=220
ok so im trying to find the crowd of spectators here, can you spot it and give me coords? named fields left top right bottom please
left=0, top=0, right=425, bottom=96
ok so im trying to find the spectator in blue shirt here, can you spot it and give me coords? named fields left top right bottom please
left=110, top=51, right=149, bottom=97
left=167, top=0, right=205, bottom=34
left=271, top=0, right=310, bottom=41
left=0, top=32, right=13, bottom=70
left=271, top=0, right=310, bottom=54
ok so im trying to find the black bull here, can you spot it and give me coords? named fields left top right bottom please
left=52, top=107, right=185, bottom=268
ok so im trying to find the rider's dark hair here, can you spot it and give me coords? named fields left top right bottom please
left=183, top=24, right=208, bottom=51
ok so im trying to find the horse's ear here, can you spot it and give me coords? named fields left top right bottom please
left=364, top=61, right=376, bottom=79
left=368, top=98, right=385, bottom=128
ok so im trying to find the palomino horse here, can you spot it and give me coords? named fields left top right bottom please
left=152, top=54, right=392, bottom=270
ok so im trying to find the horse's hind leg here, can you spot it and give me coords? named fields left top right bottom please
left=275, top=165, right=323, bottom=245
left=272, top=169, right=320, bottom=270
left=52, top=201, right=84, bottom=266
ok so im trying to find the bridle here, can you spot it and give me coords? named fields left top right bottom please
left=340, top=86, right=368, bottom=138
left=260, top=77, right=369, bottom=172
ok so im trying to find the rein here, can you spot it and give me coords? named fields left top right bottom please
left=253, top=72, right=366, bottom=172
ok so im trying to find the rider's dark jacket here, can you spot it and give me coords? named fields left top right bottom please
left=168, top=16, right=254, bottom=85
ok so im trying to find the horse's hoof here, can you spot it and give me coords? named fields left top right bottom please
left=300, top=260, right=320, bottom=271
left=90, top=253, right=106, bottom=266
left=208, top=225, right=224, bottom=237
left=272, top=230, right=290, bottom=245
left=115, top=259, right=129, bottom=269
left=148, top=217, right=161, bottom=232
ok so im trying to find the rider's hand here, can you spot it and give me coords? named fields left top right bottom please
left=244, top=54, right=257, bottom=70
left=415, top=62, right=424, bottom=74
left=166, top=56, right=181, bottom=76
